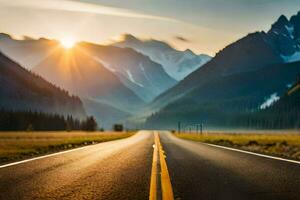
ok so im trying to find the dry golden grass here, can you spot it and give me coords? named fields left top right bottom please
left=0, top=131, right=135, bottom=164
left=175, top=131, right=300, bottom=160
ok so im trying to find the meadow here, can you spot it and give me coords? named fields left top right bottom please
left=175, top=131, right=300, bottom=161
left=0, top=131, right=134, bottom=164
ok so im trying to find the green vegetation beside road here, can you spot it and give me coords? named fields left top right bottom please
left=0, top=131, right=135, bottom=164
left=175, top=132, right=300, bottom=161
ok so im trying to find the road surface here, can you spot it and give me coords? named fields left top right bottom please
left=0, top=131, right=300, bottom=200
left=160, top=131, right=300, bottom=200
left=0, top=131, right=153, bottom=200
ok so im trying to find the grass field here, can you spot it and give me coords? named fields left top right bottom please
left=0, top=131, right=135, bottom=164
left=175, top=131, right=300, bottom=161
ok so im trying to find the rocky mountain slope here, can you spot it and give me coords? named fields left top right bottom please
left=150, top=11, right=300, bottom=112
left=145, top=11, right=300, bottom=129
left=32, top=46, right=145, bottom=114
left=79, top=42, right=177, bottom=102
left=114, top=34, right=211, bottom=80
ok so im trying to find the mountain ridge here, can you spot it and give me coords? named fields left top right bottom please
left=0, top=50, right=86, bottom=119
left=143, top=11, right=300, bottom=129
left=0, top=34, right=177, bottom=103
left=79, top=42, right=177, bottom=102
left=149, top=12, right=300, bottom=112
left=146, top=61, right=300, bottom=129
left=113, top=34, right=211, bottom=80
left=32, top=46, right=145, bottom=114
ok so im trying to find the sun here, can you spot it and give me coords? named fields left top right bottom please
left=60, top=37, right=76, bottom=49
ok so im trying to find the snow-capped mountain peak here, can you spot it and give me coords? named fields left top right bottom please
left=267, top=12, right=300, bottom=61
left=113, top=34, right=211, bottom=80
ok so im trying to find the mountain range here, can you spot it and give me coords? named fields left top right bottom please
left=0, top=34, right=193, bottom=128
left=32, top=45, right=146, bottom=113
left=1, top=11, right=300, bottom=130
left=78, top=42, right=177, bottom=102
left=0, top=50, right=86, bottom=119
left=114, top=34, right=211, bottom=80
left=144, top=11, right=300, bottom=129
left=0, top=33, right=56, bottom=68
left=146, top=61, right=300, bottom=129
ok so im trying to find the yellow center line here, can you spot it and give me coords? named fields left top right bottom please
left=149, top=132, right=159, bottom=200
left=149, top=131, right=174, bottom=200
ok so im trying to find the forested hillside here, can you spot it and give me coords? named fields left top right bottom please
left=0, top=51, right=86, bottom=118
left=0, top=110, right=97, bottom=131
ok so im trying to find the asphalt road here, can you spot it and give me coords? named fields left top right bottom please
left=0, top=131, right=153, bottom=200
left=1, top=131, right=300, bottom=200
left=160, top=131, right=300, bottom=200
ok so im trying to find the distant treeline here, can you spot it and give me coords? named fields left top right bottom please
left=0, top=109, right=97, bottom=131
left=146, top=90, right=300, bottom=130
left=228, top=93, right=300, bottom=129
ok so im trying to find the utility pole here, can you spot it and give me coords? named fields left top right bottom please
left=200, top=123, right=203, bottom=134
left=177, top=121, right=181, bottom=134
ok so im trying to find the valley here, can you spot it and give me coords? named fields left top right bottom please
left=2, top=10, right=300, bottom=130
left=1, top=3, right=300, bottom=200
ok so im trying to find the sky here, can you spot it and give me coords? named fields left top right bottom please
left=0, top=0, right=300, bottom=56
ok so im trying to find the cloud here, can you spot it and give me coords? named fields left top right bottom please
left=174, top=35, right=190, bottom=42
left=0, top=0, right=179, bottom=22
